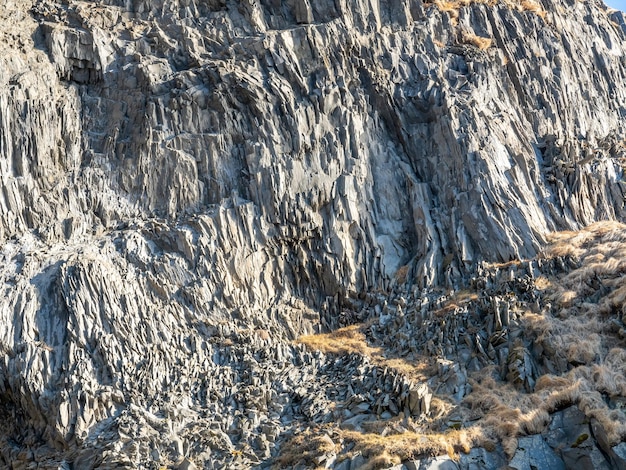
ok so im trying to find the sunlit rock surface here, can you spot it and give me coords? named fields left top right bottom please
left=1, top=0, right=626, bottom=467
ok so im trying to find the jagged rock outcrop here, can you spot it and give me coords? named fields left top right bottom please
left=2, top=0, right=626, bottom=468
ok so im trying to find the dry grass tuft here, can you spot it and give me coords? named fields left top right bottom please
left=565, top=336, right=601, bottom=364
left=556, top=289, right=578, bottom=307
left=298, top=324, right=375, bottom=357
left=424, top=0, right=546, bottom=23
left=519, top=408, right=551, bottom=435
left=277, top=424, right=487, bottom=470
left=520, top=0, right=546, bottom=18
left=432, top=289, right=479, bottom=318
left=290, top=221, right=626, bottom=466
left=545, top=232, right=587, bottom=258
left=430, top=395, right=455, bottom=419
left=534, top=374, right=571, bottom=391
left=461, top=31, right=492, bottom=50
left=545, top=221, right=626, bottom=261
left=395, top=265, right=410, bottom=284
left=433, top=0, right=463, bottom=22
left=534, top=276, right=552, bottom=290
left=297, top=324, right=435, bottom=381
left=486, top=259, right=523, bottom=269
left=275, top=428, right=339, bottom=468
left=339, top=427, right=485, bottom=468
left=463, top=374, right=587, bottom=457
left=541, top=381, right=581, bottom=412
left=464, top=218, right=626, bottom=448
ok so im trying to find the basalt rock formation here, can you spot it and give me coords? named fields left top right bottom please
left=2, top=0, right=626, bottom=468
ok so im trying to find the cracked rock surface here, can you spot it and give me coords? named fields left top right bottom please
left=1, top=0, right=626, bottom=468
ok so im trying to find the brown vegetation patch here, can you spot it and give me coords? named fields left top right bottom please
left=461, top=32, right=492, bottom=50
left=466, top=221, right=626, bottom=454
left=340, top=427, right=484, bottom=468
left=432, top=289, right=479, bottom=317
left=277, top=424, right=487, bottom=470
left=274, top=428, right=339, bottom=469
left=290, top=221, right=626, bottom=466
left=395, top=265, right=410, bottom=284
left=520, top=0, right=547, bottom=18
left=465, top=374, right=574, bottom=456
left=425, top=0, right=547, bottom=23
left=297, top=324, right=435, bottom=381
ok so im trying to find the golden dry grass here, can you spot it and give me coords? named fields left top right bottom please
left=534, top=276, right=552, bottom=291
left=425, top=0, right=547, bottom=22
left=543, top=221, right=626, bottom=311
left=277, top=424, right=487, bottom=469
left=470, top=221, right=626, bottom=453
left=545, top=221, right=626, bottom=259
left=341, top=427, right=484, bottom=467
left=520, top=0, right=547, bottom=18
left=486, top=259, right=523, bottom=269
left=297, top=324, right=435, bottom=381
left=297, top=324, right=375, bottom=357
left=463, top=374, right=590, bottom=457
left=431, top=289, right=479, bottom=318
left=556, top=289, right=578, bottom=307
left=395, top=265, right=409, bottom=284
left=461, top=32, right=492, bottom=50
left=428, top=222, right=626, bottom=457
left=432, top=0, right=496, bottom=9
left=274, top=428, right=339, bottom=468
left=534, top=374, right=572, bottom=391
left=433, top=0, right=465, bottom=13
left=289, top=221, right=626, bottom=466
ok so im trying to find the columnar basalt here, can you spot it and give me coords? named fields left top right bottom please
left=1, top=0, right=626, bottom=468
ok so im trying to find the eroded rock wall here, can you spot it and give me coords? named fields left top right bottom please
left=1, top=0, right=626, bottom=467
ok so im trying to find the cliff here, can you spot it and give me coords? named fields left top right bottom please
left=1, top=0, right=626, bottom=468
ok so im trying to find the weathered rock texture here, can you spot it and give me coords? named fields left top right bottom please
left=1, top=0, right=626, bottom=468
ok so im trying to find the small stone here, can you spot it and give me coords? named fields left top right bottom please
left=404, top=460, right=420, bottom=470
left=613, top=442, right=626, bottom=461
left=350, top=453, right=367, bottom=470
left=419, top=455, right=459, bottom=469
left=177, top=458, right=197, bottom=470
left=334, top=459, right=351, bottom=470
left=172, top=438, right=184, bottom=460
left=342, top=414, right=371, bottom=431
left=509, top=435, right=565, bottom=470
left=459, top=446, right=507, bottom=470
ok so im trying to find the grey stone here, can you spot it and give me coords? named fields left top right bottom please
left=350, top=453, right=367, bottom=470
left=509, top=435, right=565, bottom=470
left=459, top=446, right=507, bottom=470
left=177, top=459, right=198, bottom=470
left=561, top=446, right=611, bottom=470
left=334, top=458, right=352, bottom=470
left=418, top=455, right=459, bottom=469
left=341, top=413, right=373, bottom=431
left=404, top=461, right=420, bottom=470
left=546, top=406, right=590, bottom=450
left=613, top=443, right=626, bottom=470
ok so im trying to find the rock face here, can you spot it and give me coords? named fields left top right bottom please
left=1, top=0, right=626, bottom=468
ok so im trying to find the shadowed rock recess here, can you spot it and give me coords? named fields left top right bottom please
left=2, top=0, right=626, bottom=468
